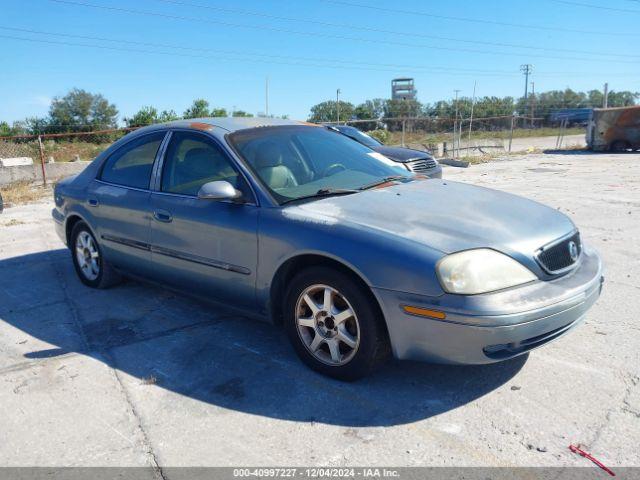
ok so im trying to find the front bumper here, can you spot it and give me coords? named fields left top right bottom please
left=424, top=164, right=443, bottom=179
left=373, top=246, right=603, bottom=364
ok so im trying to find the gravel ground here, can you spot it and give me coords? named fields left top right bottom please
left=0, top=151, right=638, bottom=470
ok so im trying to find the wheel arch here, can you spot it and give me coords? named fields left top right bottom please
left=610, top=139, right=631, bottom=152
left=269, top=253, right=387, bottom=335
left=65, top=213, right=91, bottom=247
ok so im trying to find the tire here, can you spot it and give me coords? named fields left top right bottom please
left=70, top=221, right=122, bottom=289
left=284, top=266, right=390, bottom=381
left=610, top=140, right=630, bottom=152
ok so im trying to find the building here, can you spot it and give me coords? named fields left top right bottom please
left=391, top=78, right=417, bottom=101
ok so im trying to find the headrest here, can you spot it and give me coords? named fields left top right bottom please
left=183, top=148, right=216, bottom=175
left=255, top=142, right=283, bottom=169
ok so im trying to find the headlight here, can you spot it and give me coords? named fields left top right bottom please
left=437, top=249, right=536, bottom=295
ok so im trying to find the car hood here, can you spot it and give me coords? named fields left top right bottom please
left=286, top=179, right=575, bottom=256
left=372, top=145, right=434, bottom=163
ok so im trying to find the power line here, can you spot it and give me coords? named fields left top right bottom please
left=44, top=0, right=640, bottom=64
left=0, top=33, right=564, bottom=78
left=4, top=27, right=639, bottom=79
left=319, top=0, right=640, bottom=37
left=0, top=26, right=520, bottom=75
left=551, top=0, right=640, bottom=13
left=0, top=32, right=533, bottom=77
left=142, top=0, right=636, bottom=59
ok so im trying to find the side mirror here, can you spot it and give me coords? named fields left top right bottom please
left=197, top=181, right=243, bottom=202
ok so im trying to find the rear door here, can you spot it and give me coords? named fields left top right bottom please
left=149, top=130, right=259, bottom=307
left=88, top=131, right=167, bottom=277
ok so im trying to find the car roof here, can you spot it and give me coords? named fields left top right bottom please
left=134, top=117, right=310, bottom=133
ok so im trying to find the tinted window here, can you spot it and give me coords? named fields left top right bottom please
left=161, top=131, right=245, bottom=196
left=101, top=132, right=165, bottom=189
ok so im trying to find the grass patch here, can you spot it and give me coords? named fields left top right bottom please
left=2, top=218, right=25, bottom=227
left=0, top=140, right=113, bottom=163
left=385, top=127, right=584, bottom=146
left=42, top=140, right=112, bottom=163
left=0, top=181, right=51, bottom=206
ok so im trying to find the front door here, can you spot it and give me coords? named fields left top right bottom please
left=149, top=131, right=258, bottom=308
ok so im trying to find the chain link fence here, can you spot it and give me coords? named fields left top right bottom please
left=0, top=116, right=585, bottom=187
left=326, top=115, right=584, bottom=158
left=0, top=128, right=137, bottom=185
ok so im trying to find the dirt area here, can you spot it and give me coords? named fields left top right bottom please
left=0, top=151, right=638, bottom=469
left=0, top=182, right=51, bottom=207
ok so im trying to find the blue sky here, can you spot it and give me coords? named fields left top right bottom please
left=1, top=0, right=639, bottom=123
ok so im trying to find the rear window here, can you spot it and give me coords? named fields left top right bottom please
left=100, top=132, right=165, bottom=189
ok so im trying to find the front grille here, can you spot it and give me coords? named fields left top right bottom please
left=406, top=158, right=437, bottom=172
left=536, top=231, right=582, bottom=274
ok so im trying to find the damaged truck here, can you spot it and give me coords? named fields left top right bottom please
left=587, top=105, right=640, bottom=152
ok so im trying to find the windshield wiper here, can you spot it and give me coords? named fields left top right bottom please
left=281, top=188, right=359, bottom=205
left=358, top=175, right=407, bottom=191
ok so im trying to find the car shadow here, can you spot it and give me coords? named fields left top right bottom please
left=1, top=249, right=526, bottom=427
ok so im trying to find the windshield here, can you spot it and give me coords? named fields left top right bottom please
left=337, top=126, right=382, bottom=148
left=228, top=125, right=411, bottom=204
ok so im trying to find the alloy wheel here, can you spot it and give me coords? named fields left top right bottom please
left=75, top=231, right=100, bottom=281
left=295, top=284, right=360, bottom=366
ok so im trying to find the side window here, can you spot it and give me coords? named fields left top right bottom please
left=101, top=132, right=165, bottom=189
left=161, top=131, right=247, bottom=197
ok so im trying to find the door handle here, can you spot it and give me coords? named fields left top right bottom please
left=153, top=210, right=173, bottom=223
left=87, top=198, right=99, bottom=207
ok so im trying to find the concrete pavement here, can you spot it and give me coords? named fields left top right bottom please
left=0, top=151, right=638, bottom=469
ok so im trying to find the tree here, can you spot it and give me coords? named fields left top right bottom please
left=587, top=89, right=604, bottom=107
left=384, top=99, right=422, bottom=118
left=125, top=107, right=181, bottom=127
left=183, top=99, right=211, bottom=119
left=354, top=98, right=386, bottom=130
left=354, top=98, right=386, bottom=120
left=232, top=110, right=253, bottom=117
left=125, top=106, right=159, bottom=127
left=24, top=117, right=50, bottom=135
left=0, top=120, right=34, bottom=136
left=607, top=91, right=639, bottom=107
left=0, top=121, right=11, bottom=137
left=308, top=100, right=355, bottom=123
left=210, top=107, right=227, bottom=117
left=49, top=88, right=118, bottom=132
left=384, top=99, right=423, bottom=131
left=158, top=109, right=181, bottom=122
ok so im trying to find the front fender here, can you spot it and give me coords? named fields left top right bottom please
left=256, top=207, right=445, bottom=310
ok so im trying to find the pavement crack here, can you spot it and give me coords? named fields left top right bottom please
left=110, top=363, right=167, bottom=480
left=47, top=243, right=165, bottom=479
left=591, top=373, right=640, bottom=447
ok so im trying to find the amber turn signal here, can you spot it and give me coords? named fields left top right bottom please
left=402, top=305, right=446, bottom=320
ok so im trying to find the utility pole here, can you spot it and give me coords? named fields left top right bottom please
left=265, top=76, right=269, bottom=117
left=520, top=64, right=533, bottom=119
left=603, top=82, right=609, bottom=108
left=453, top=89, right=461, bottom=157
left=467, top=81, right=477, bottom=147
left=530, top=81, right=536, bottom=127
left=336, top=88, right=341, bottom=123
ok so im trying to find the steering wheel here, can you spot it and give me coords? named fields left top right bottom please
left=323, top=163, right=347, bottom=177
